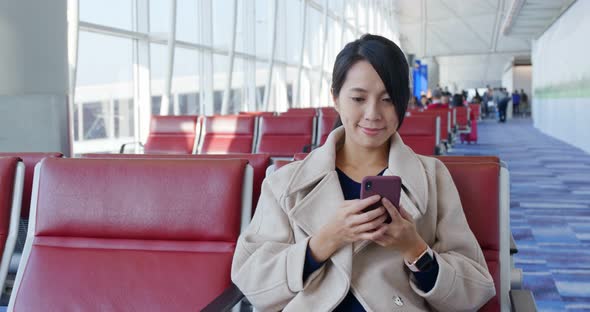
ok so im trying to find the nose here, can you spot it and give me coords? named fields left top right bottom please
left=364, top=100, right=382, bottom=121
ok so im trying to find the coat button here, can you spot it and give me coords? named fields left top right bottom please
left=393, top=296, right=404, bottom=306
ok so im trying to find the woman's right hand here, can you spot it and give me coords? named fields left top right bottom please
left=308, top=195, right=389, bottom=262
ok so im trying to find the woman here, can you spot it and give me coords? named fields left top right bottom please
left=231, top=34, right=495, bottom=311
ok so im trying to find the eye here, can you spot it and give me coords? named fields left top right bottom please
left=382, top=98, right=392, bottom=103
left=351, top=97, right=365, bottom=103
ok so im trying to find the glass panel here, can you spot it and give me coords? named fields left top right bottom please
left=172, top=48, right=200, bottom=115
left=176, top=0, right=199, bottom=43
left=255, top=61, right=269, bottom=111
left=230, top=57, right=245, bottom=114
left=79, top=0, right=133, bottom=30
left=213, top=0, right=233, bottom=49
left=255, top=0, right=270, bottom=59
left=74, top=31, right=134, bottom=154
left=213, top=53, right=230, bottom=115
left=150, top=43, right=168, bottom=115
left=150, top=0, right=170, bottom=36
left=275, top=0, right=301, bottom=64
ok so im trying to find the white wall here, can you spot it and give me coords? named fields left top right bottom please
left=532, top=0, right=590, bottom=154
left=0, top=0, right=69, bottom=155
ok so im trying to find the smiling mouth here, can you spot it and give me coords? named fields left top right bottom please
left=358, top=125, right=385, bottom=135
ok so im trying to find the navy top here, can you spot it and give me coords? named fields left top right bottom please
left=302, top=167, right=439, bottom=311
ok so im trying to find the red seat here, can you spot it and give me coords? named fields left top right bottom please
left=281, top=108, right=317, bottom=116
left=143, top=115, right=199, bottom=154
left=398, top=115, right=439, bottom=155
left=317, top=111, right=339, bottom=146
left=438, top=160, right=503, bottom=312
left=199, top=115, right=256, bottom=154
left=470, top=104, right=481, bottom=120
left=0, top=157, right=24, bottom=293
left=0, top=153, right=63, bottom=219
left=412, top=109, right=451, bottom=144
left=454, top=106, right=470, bottom=131
left=255, top=116, right=315, bottom=158
left=80, top=153, right=269, bottom=215
left=9, top=158, right=252, bottom=311
left=239, top=111, right=274, bottom=117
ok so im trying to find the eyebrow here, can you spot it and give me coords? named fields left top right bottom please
left=348, top=87, right=389, bottom=96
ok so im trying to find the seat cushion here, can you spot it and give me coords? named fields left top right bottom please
left=14, top=242, right=233, bottom=311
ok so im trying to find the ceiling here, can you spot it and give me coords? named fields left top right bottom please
left=394, top=0, right=576, bottom=58
left=393, top=0, right=576, bottom=88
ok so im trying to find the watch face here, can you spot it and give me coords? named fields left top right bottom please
left=415, top=253, right=434, bottom=272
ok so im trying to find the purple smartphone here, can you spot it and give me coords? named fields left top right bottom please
left=360, top=176, right=402, bottom=224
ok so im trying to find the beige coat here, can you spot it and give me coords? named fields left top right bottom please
left=231, top=127, right=495, bottom=311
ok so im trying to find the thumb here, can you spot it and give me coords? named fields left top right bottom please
left=398, top=204, right=414, bottom=223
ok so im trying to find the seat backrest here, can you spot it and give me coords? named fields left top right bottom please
left=319, top=107, right=338, bottom=116
left=9, top=158, right=252, bottom=311
left=0, top=157, right=24, bottom=293
left=469, top=104, right=481, bottom=120
left=438, top=160, right=502, bottom=312
left=455, top=106, right=470, bottom=128
left=282, top=108, right=317, bottom=116
left=199, top=115, right=256, bottom=154
left=80, top=153, right=269, bottom=215
left=412, top=110, right=450, bottom=142
left=144, top=115, right=199, bottom=154
left=317, top=114, right=339, bottom=146
left=255, top=116, right=315, bottom=157
left=0, top=153, right=63, bottom=219
left=239, top=111, right=274, bottom=117
left=398, top=115, right=439, bottom=155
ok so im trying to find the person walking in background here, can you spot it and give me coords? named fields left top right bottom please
left=520, top=89, right=529, bottom=116
left=512, top=90, right=521, bottom=117
left=498, top=88, right=510, bottom=123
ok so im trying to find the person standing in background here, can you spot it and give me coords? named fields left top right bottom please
left=512, top=90, right=521, bottom=117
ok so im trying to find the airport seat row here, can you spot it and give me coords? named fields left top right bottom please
left=0, top=154, right=534, bottom=311
left=125, top=110, right=445, bottom=158
left=120, top=115, right=317, bottom=158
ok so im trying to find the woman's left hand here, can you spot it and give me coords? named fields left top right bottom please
left=372, top=198, right=429, bottom=262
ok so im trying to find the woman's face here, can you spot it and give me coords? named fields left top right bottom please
left=333, top=60, right=398, bottom=149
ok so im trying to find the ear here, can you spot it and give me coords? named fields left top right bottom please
left=332, top=89, right=340, bottom=112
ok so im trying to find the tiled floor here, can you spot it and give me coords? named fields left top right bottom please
left=449, top=117, right=590, bottom=311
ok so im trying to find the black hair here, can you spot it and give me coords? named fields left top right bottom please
left=331, top=34, right=410, bottom=130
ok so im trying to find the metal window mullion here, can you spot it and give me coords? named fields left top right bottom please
left=262, top=0, right=279, bottom=112
left=317, top=0, right=329, bottom=108
left=340, top=0, right=346, bottom=47
left=295, top=0, right=308, bottom=109
left=244, top=0, right=256, bottom=112
left=67, top=0, right=79, bottom=155
left=199, top=0, right=213, bottom=116
left=354, top=0, right=360, bottom=37
left=159, top=0, right=177, bottom=115
left=221, top=0, right=239, bottom=115
left=135, top=0, right=151, bottom=144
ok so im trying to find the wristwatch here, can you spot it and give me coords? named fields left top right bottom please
left=405, top=246, right=435, bottom=272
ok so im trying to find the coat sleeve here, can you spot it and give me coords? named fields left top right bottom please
left=409, top=160, right=496, bottom=311
left=231, top=178, right=312, bottom=311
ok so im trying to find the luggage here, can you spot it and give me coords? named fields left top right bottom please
left=460, top=112, right=478, bottom=144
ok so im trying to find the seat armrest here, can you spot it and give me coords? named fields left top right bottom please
left=510, top=233, right=518, bottom=255
left=201, top=283, right=245, bottom=312
left=119, top=141, right=144, bottom=154
left=510, top=289, right=537, bottom=312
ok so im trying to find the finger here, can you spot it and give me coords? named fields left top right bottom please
left=353, top=214, right=388, bottom=233
left=349, top=206, right=385, bottom=226
left=359, top=225, right=388, bottom=241
left=398, top=205, right=414, bottom=223
left=349, top=195, right=382, bottom=213
left=382, top=197, right=402, bottom=221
